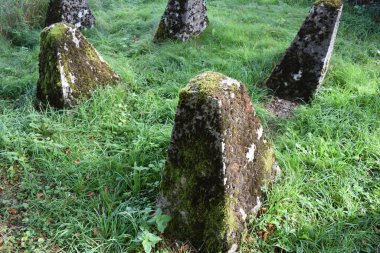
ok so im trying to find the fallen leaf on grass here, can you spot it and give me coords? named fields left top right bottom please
left=256, top=207, right=267, bottom=218
left=258, top=223, right=276, bottom=241
left=258, top=231, right=269, bottom=241
left=65, top=147, right=72, bottom=156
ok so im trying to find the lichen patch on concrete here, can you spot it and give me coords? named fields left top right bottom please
left=246, top=144, right=256, bottom=162
left=252, top=196, right=262, bottom=214
left=257, top=126, right=263, bottom=140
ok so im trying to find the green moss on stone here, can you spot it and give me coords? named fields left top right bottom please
left=179, top=71, right=236, bottom=102
left=43, top=23, right=67, bottom=45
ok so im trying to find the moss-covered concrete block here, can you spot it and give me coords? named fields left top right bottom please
left=266, top=2, right=343, bottom=101
left=154, top=0, right=208, bottom=42
left=158, top=72, right=280, bottom=252
left=36, top=23, right=119, bottom=108
left=45, top=0, right=95, bottom=29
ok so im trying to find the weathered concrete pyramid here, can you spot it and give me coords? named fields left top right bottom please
left=36, top=23, right=119, bottom=108
left=266, top=1, right=343, bottom=101
left=158, top=72, right=280, bottom=252
left=45, top=0, right=96, bottom=29
left=154, top=0, right=208, bottom=41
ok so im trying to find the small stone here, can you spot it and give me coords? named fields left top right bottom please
left=154, top=0, right=208, bottom=42
left=45, top=0, right=96, bottom=29
left=158, top=72, right=278, bottom=252
left=266, top=2, right=343, bottom=101
left=36, top=23, right=119, bottom=108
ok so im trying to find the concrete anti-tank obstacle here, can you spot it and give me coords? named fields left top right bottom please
left=36, top=23, right=119, bottom=109
left=158, top=72, right=280, bottom=252
left=154, top=0, right=208, bottom=42
left=266, top=0, right=343, bottom=101
left=45, top=0, right=96, bottom=29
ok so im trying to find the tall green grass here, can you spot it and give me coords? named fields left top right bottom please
left=0, top=0, right=49, bottom=46
left=0, top=0, right=379, bottom=252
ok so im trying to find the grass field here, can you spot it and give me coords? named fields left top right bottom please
left=0, top=0, right=379, bottom=252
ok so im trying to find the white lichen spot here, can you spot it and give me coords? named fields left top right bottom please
left=227, top=243, right=238, bottom=253
left=78, top=11, right=83, bottom=18
left=252, top=197, right=262, bottom=214
left=223, top=162, right=226, bottom=175
left=75, top=22, right=82, bottom=28
left=239, top=208, right=247, bottom=221
left=246, top=144, right=256, bottom=162
left=272, top=161, right=281, bottom=181
left=224, top=177, right=227, bottom=185
left=69, top=72, right=76, bottom=84
left=57, top=53, right=72, bottom=101
left=180, top=176, right=186, bottom=186
left=64, top=43, right=69, bottom=51
left=256, top=126, right=263, bottom=140
left=292, top=70, right=303, bottom=81
left=230, top=92, right=235, bottom=99
left=218, top=99, right=222, bottom=108
left=221, top=78, right=241, bottom=88
left=221, top=141, right=225, bottom=153
left=263, top=139, right=267, bottom=144
left=67, top=26, right=80, bottom=48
